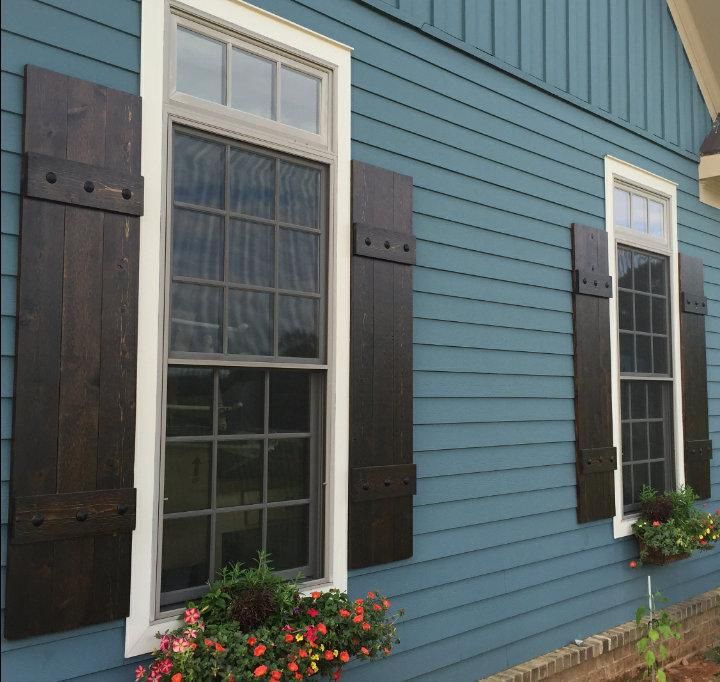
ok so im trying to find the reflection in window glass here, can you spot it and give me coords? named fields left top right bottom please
left=176, top=28, right=225, bottom=104
left=631, top=194, right=647, bottom=233
left=615, top=185, right=665, bottom=240
left=174, top=134, right=225, bottom=209
left=231, top=48, right=275, bottom=119
left=172, top=208, right=224, bottom=281
left=166, top=367, right=213, bottom=437
left=648, top=200, right=664, bottom=238
left=164, top=443, right=212, bottom=513
left=278, top=296, right=319, bottom=358
left=161, top=516, right=210, bottom=596
left=614, top=188, right=630, bottom=229
left=170, top=282, right=222, bottom=354
left=280, top=66, right=320, bottom=133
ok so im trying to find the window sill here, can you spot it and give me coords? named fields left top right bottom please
left=613, top=512, right=640, bottom=539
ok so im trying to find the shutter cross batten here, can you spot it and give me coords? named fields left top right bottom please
left=5, top=65, right=142, bottom=640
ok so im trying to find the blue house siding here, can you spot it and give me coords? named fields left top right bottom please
left=1, top=1, right=718, bottom=681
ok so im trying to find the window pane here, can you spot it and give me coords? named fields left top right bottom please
left=635, top=334, right=652, bottom=373
left=176, top=28, right=225, bottom=104
left=635, top=294, right=650, bottom=332
left=621, top=382, right=630, bottom=419
left=618, top=291, right=633, bottom=330
left=228, top=220, right=274, bottom=287
left=650, top=257, right=666, bottom=295
left=171, top=282, right=222, bottom=353
left=650, top=461, right=666, bottom=491
left=278, top=296, right=318, bottom=358
left=216, top=509, right=262, bottom=570
left=164, top=442, right=212, bottom=513
left=280, top=66, right=319, bottom=133
left=227, top=290, right=273, bottom=356
left=653, top=336, right=668, bottom=374
left=166, top=367, right=213, bottom=437
left=648, top=421, right=664, bottom=459
left=648, top=200, right=663, bottom=238
left=278, top=228, right=319, bottom=292
left=614, top=188, right=630, bottom=229
left=622, top=464, right=633, bottom=505
left=231, top=48, right=275, bottom=119
left=631, top=194, right=647, bottom=233
left=268, top=439, right=310, bottom=502
left=279, top=162, right=320, bottom=228
left=218, top=369, right=264, bottom=434
left=633, top=252, right=650, bottom=292
left=647, top=382, right=663, bottom=418
left=161, top=516, right=210, bottom=593
left=174, top=133, right=225, bottom=209
left=617, top=247, right=633, bottom=289
left=269, top=371, right=310, bottom=433
left=267, top=505, right=309, bottom=570
left=172, top=208, right=224, bottom=281
left=630, top=381, right=646, bottom=419
left=652, top=297, right=667, bottom=334
left=217, top=441, right=263, bottom=507
left=229, top=149, right=275, bottom=219
left=621, top=421, right=632, bottom=462
left=632, top=462, right=649, bottom=501
left=620, top=333, right=635, bottom=372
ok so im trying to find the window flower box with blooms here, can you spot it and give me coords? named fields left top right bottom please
left=135, top=555, right=402, bottom=681
left=630, top=485, right=720, bottom=566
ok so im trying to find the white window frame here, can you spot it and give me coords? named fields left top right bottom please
left=126, top=0, right=352, bottom=657
left=604, top=156, right=685, bottom=539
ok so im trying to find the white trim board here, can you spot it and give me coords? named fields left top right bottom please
left=603, top=156, right=684, bottom=540
left=126, top=0, right=352, bottom=658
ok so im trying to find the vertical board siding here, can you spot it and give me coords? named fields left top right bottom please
left=371, top=0, right=710, bottom=153
left=1, top=0, right=717, bottom=681
left=0, top=0, right=140, bottom=679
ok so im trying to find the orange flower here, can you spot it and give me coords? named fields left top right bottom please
left=324, top=650, right=335, bottom=660
left=254, top=644, right=267, bottom=657
left=382, top=599, right=391, bottom=609
left=311, top=591, right=322, bottom=599
left=190, top=642, right=198, bottom=650
left=204, top=638, right=214, bottom=647
left=367, top=591, right=376, bottom=599
left=354, top=598, right=364, bottom=605
left=288, top=662, right=299, bottom=672
left=338, top=609, right=350, bottom=618
left=248, top=636, right=258, bottom=646
left=294, top=675, right=303, bottom=681
left=285, top=634, right=294, bottom=643
left=171, top=675, right=183, bottom=682
left=339, top=651, right=350, bottom=663
left=362, top=622, right=371, bottom=631
left=316, top=623, right=327, bottom=635
left=352, top=614, right=363, bottom=623
left=253, top=665, right=268, bottom=677
left=298, top=649, right=308, bottom=658
left=372, top=604, right=382, bottom=611
left=355, top=606, right=364, bottom=615
left=215, top=642, right=226, bottom=652
left=271, top=672, right=282, bottom=681
left=360, top=647, right=370, bottom=656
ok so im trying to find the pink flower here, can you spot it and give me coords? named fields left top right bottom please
left=157, top=659, right=173, bottom=675
left=147, top=672, right=161, bottom=682
left=159, top=635, right=171, bottom=652
left=652, top=520, right=662, bottom=527
left=307, top=608, right=319, bottom=617
left=184, top=607, right=201, bottom=625
left=183, top=628, right=198, bottom=639
left=172, top=637, right=191, bottom=653
left=135, top=665, right=147, bottom=681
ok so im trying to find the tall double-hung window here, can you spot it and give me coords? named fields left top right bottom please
left=605, top=158, right=683, bottom=535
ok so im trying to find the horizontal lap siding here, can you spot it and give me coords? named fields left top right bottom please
left=0, top=0, right=140, bottom=680
left=245, top=1, right=718, bottom=680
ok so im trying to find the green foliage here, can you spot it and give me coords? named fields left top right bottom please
left=632, top=485, right=720, bottom=563
left=135, top=553, right=402, bottom=681
left=634, top=593, right=682, bottom=682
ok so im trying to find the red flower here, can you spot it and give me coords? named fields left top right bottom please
left=204, top=638, right=214, bottom=647
left=285, top=633, right=294, bottom=643
left=171, top=675, right=183, bottom=682
left=373, top=603, right=382, bottom=611
left=324, top=650, right=335, bottom=661
left=294, top=675, right=303, bottom=681
left=307, top=608, right=319, bottom=617
left=254, top=644, right=267, bottom=657
left=382, top=599, right=391, bottom=609
left=159, top=635, right=171, bottom=652
left=215, top=642, right=226, bottom=652
left=652, top=520, right=662, bottom=527
left=271, top=672, right=282, bottom=681
left=288, top=662, right=299, bottom=672
left=360, top=647, right=370, bottom=656
left=332, top=672, right=342, bottom=681
left=629, top=560, right=638, bottom=568
left=248, top=636, right=258, bottom=646
left=352, top=614, right=363, bottom=623
left=355, top=606, right=364, bottom=615
left=184, top=607, right=201, bottom=625
left=338, top=609, right=350, bottom=618
left=367, top=591, right=376, bottom=599
left=339, top=651, right=350, bottom=663
left=316, top=623, right=327, bottom=635
left=700, top=539, right=707, bottom=545
left=254, top=665, right=268, bottom=677
left=157, top=659, right=173, bottom=675
left=298, top=649, right=308, bottom=658
left=135, top=665, right=146, bottom=681
left=362, top=622, right=371, bottom=631
left=311, top=591, right=322, bottom=599
left=354, top=598, right=364, bottom=605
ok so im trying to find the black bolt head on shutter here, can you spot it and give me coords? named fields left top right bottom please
left=571, top=224, right=617, bottom=523
left=5, top=66, right=142, bottom=639
left=348, top=161, right=416, bottom=569
left=678, top=254, right=712, bottom=499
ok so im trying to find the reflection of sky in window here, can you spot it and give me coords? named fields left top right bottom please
left=177, top=28, right=225, bottom=104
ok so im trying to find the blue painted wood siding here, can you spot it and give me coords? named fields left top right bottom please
left=366, top=0, right=710, bottom=158
left=1, top=0, right=718, bottom=680
left=0, top=0, right=140, bottom=679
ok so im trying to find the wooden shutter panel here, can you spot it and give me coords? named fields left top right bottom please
left=571, top=224, right=617, bottom=522
left=349, top=161, right=416, bottom=569
left=679, top=254, right=712, bottom=499
left=5, top=66, right=142, bottom=639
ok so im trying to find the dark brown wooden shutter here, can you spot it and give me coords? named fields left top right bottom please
left=679, top=254, right=712, bottom=500
left=571, top=223, right=617, bottom=522
left=348, top=161, right=416, bottom=568
left=5, top=66, right=142, bottom=639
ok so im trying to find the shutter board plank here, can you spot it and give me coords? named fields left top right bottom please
left=349, top=161, right=415, bottom=569
left=571, top=223, right=616, bottom=523
left=679, top=254, right=711, bottom=499
left=5, top=66, right=142, bottom=639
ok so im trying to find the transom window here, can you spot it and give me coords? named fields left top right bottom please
left=175, top=24, right=323, bottom=135
left=613, top=186, right=665, bottom=239
left=160, top=126, right=328, bottom=609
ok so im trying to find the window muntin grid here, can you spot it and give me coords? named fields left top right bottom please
left=617, top=246, right=674, bottom=511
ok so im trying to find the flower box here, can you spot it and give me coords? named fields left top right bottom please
left=635, top=539, right=691, bottom=566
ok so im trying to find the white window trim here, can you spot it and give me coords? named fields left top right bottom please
left=604, top=156, right=685, bottom=540
left=126, top=0, right=352, bottom=658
